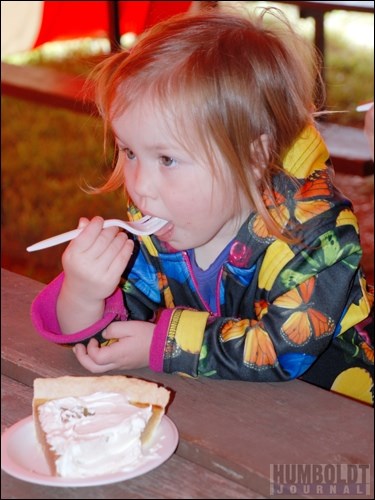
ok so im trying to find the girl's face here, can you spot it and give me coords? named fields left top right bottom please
left=112, top=98, right=251, bottom=266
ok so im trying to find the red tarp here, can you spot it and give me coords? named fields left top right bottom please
left=33, top=1, right=192, bottom=48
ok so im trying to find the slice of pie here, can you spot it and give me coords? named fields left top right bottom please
left=33, top=375, right=171, bottom=478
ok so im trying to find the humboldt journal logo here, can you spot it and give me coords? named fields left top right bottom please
left=270, top=464, right=371, bottom=496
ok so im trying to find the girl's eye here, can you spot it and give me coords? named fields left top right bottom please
left=123, top=148, right=136, bottom=160
left=160, top=155, right=177, bottom=167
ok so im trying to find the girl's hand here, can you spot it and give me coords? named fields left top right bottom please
left=57, top=216, right=134, bottom=333
left=73, top=321, right=155, bottom=373
left=61, top=216, right=134, bottom=302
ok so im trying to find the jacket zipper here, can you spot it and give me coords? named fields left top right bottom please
left=215, top=267, right=223, bottom=315
left=182, top=251, right=219, bottom=317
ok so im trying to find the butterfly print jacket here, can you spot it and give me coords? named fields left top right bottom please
left=31, top=125, right=374, bottom=405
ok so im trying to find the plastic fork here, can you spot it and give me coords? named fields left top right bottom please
left=26, top=216, right=169, bottom=252
left=356, top=102, right=373, bottom=112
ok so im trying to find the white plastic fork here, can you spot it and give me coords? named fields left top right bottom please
left=26, top=216, right=169, bottom=252
left=356, top=102, right=373, bottom=112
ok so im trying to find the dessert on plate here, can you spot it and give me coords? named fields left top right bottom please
left=32, top=375, right=171, bottom=478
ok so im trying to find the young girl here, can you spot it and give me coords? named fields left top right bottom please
left=31, top=8, right=374, bottom=405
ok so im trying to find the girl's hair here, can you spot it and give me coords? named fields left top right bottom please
left=86, top=6, right=322, bottom=240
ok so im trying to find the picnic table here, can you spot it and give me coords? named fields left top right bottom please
left=1, top=268, right=373, bottom=498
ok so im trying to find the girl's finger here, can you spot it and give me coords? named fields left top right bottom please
left=73, top=342, right=116, bottom=373
left=78, top=217, right=90, bottom=229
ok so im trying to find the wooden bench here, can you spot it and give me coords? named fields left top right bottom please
left=2, top=61, right=373, bottom=175
left=317, top=121, right=374, bottom=176
left=1, top=61, right=96, bottom=115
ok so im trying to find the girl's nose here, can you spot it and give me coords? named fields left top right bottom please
left=131, top=161, right=157, bottom=199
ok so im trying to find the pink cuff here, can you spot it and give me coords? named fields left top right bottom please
left=31, top=272, right=127, bottom=345
left=149, top=309, right=173, bottom=372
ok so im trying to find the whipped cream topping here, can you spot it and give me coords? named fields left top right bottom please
left=37, top=391, right=153, bottom=478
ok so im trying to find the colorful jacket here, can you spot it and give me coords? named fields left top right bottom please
left=31, top=125, right=374, bottom=405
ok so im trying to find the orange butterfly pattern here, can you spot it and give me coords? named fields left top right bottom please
left=254, top=299, right=269, bottom=319
left=220, top=318, right=277, bottom=370
left=273, top=276, right=335, bottom=346
left=250, top=169, right=333, bottom=241
left=243, top=321, right=277, bottom=370
left=220, top=318, right=250, bottom=342
left=360, top=342, right=374, bottom=364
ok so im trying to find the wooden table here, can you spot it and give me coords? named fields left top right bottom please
left=1, top=376, right=261, bottom=499
left=1, top=268, right=373, bottom=499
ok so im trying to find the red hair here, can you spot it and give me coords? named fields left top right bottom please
left=86, top=7, right=322, bottom=240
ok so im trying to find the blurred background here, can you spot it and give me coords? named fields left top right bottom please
left=1, top=1, right=374, bottom=284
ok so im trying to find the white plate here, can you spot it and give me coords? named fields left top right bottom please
left=1, top=415, right=179, bottom=487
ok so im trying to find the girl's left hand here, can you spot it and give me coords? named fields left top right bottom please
left=73, top=321, right=155, bottom=373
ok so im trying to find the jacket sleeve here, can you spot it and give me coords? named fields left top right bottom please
left=31, top=272, right=127, bottom=345
left=150, top=223, right=373, bottom=382
left=30, top=237, right=168, bottom=345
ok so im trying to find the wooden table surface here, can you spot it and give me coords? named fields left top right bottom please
left=1, top=268, right=373, bottom=499
left=1, top=375, right=263, bottom=499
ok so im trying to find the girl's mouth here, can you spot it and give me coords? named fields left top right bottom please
left=154, top=222, right=173, bottom=240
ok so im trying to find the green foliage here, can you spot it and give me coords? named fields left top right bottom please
left=325, top=32, right=374, bottom=126
left=1, top=95, right=125, bottom=283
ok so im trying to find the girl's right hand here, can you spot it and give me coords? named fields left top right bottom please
left=56, top=216, right=134, bottom=334
left=61, top=216, right=134, bottom=303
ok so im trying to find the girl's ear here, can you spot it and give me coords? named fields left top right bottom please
left=250, top=134, right=270, bottom=180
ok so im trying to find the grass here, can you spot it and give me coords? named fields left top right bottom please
left=1, top=96, right=124, bottom=283
left=1, top=4, right=374, bottom=283
left=237, top=2, right=374, bottom=125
